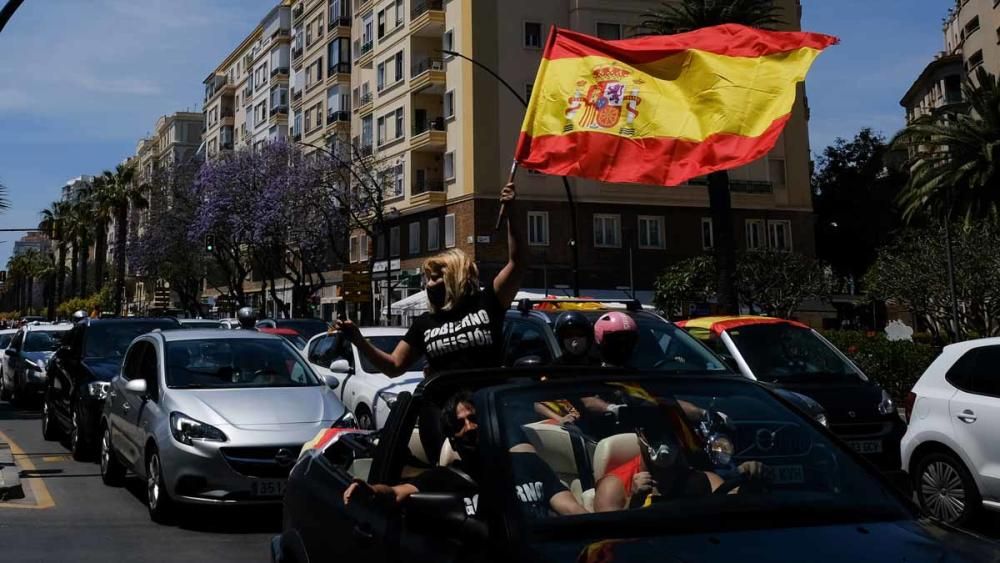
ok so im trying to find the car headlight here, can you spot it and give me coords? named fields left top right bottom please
left=380, top=391, right=399, bottom=409
left=706, top=433, right=734, bottom=466
left=815, top=412, right=828, bottom=427
left=26, top=358, right=46, bottom=372
left=333, top=410, right=358, bottom=429
left=85, top=381, right=110, bottom=400
left=877, top=390, right=895, bottom=416
left=170, top=412, right=228, bottom=444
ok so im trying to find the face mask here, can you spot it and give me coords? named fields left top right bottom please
left=563, top=336, right=589, bottom=357
left=426, top=282, right=447, bottom=309
left=451, top=430, right=481, bottom=477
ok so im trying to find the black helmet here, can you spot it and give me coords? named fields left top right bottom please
left=554, top=311, right=593, bottom=360
left=236, top=307, right=257, bottom=330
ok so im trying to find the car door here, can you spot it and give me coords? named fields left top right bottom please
left=5, top=331, right=24, bottom=391
left=119, top=341, right=157, bottom=467
left=48, top=327, right=81, bottom=426
left=109, top=342, right=145, bottom=466
left=946, top=345, right=1000, bottom=499
left=307, top=333, right=337, bottom=376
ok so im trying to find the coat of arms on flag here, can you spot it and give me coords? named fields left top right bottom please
left=564, top=65, right=642, bottom=136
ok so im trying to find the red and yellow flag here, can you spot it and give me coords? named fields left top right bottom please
left=515, top=25, right=838, bottom=186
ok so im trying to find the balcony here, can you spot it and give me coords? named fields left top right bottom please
left=356, top=0, right=374, bottom=15
left=410, top=57, right=446, bottom=93
left=410, top=0, right=445, bottom=37
left=270, top=105, right=289, bottom=117
left=410, top=117, right=446, bottom=151
left=292, top=45, right=304, bottom=60
left=292, top=3, right=303, bottom=21
left=293, top=132, right=302, bottom=142
left=410, top=179, right=446, bottom=207
left=270, top=66, right=290, bottom=79
left=328, top=16, right=351, bottom=31
left=355, top=92, right=374, bottom=114
left=354, top=39, right=374, bottom=68
left=271, top=28, right=291, bottom=40
left=327, top=110, right=350, bottom=131
left=204, top=77, right=236, bottom=104
left=358, top=144, right=374, bottom=159
left=327, top=62, right=351, bottom=83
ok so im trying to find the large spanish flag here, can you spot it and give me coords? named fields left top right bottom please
left=515, top=25, right=838, bottom=186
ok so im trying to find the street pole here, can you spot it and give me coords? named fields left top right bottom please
left=442, top=49, right=580, bottom=297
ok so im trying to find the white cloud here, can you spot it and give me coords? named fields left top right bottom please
left=73, top=75, right=162, bottom=96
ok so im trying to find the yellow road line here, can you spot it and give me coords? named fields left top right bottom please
left=0, top=430, right=55, bottom=510
left=41, top=456, right=71, bottom=463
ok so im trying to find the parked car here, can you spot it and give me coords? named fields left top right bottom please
left=259, top=327, right=308, bottom=350
left=504, top=300, right=827, bottom=424
left=219, top=318, right=240, bottom=330
left=0, top=323, right=72, bottom=406
left=98, top=329, right=348, bottom=523
left=256, top=318, right=329, bottom=339
left=902, top=337, right=1000, bottom=525
left=274, top=367, right=998, bottom=563
left=677, top=316, right=906, bottom=475
left=0, top=328, right=20, bottom=401
left=304, top=327, right=426, bottom=430
left=177, top=319, right=223, bottom=329
left=41, top=317, right=182, bottom=460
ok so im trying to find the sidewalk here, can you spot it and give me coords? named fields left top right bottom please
left=0, top=436, right=24, bottom=500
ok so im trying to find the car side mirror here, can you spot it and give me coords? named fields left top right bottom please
left=125, top=379, right=147, bottom=394
left=4, top=349, right=14, bottom=356
left=404, top=492, right=488, bottom=542
left=329, top=359, right=352, bottom=374
left=322, top=374, right=340, bottom=389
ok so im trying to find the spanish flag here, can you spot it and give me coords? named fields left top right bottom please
left=515, top=25, right=838, bottom=187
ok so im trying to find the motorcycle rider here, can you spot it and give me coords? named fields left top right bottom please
left=236, top=306, right=258, bottom=331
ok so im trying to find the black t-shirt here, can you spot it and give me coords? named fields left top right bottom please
left=511, top=452, right=568, bottom=519
left=410, top=465, right=482, bottom=518
left=404, top=284, right=506, bottom=373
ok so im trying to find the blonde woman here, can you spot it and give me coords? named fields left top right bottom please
left=334, top=182, right=524, bottom=375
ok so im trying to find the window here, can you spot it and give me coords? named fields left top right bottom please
left=524, top=22, right=543, bottom=48
left=359, top=233, right=369, bottom=261
left=394, top=107, right=404, bottom=139
left=389, top=226, right=400, bottom=257
left=638, top=216, right=665, bottom=249
left=946, top=346, right=1000, bottom=396
left=361, top=115, right=373, bottom=147
left=527, top=211, right=549, bottom=246
left=328, top=37, right=350, bottom=72
left=444, top=214, right=456, bottom=248
left=768, top=220, right=792, bottom=252
left=377, top=10, right=386, bottom=38
left=701, top=218, right=714, bottom=250
left=444, top=90, right=455, bottom=118
left=390, top=163, right=403, bottom=197
left=443, top=30, right=454, bottom=54
left=362, top=13, right=373, bottom=44
left=964, top=16, right=980, bottom=37
left=394, top=0, right=404, bottom=26
left=349, top=235, right=360, bottom=262
left=769, top=158, right=786, bottom=185
left=409, top=222, right=421, bottom=255
left=967, top=50, right=984, bottom=71
left=596, top=22, right=622, bottom=40
left=745, top=219, right=764, bottom=251
left=444, top=151, right=455, bottom=180
left=428, top=217, right=440, bottom=251
left=377, top=62, right=386, bottom=90
left=394, top=51, right=404, bottom=82
left=377, top=115, right=386, bottom=145
left=593, top=214, right=621, bottom=248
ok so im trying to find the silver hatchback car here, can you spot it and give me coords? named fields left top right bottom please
left=98, top=329, right=349, bottom=522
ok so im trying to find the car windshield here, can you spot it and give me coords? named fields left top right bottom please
left=23, top=330, right=67, bottom=352
left=275, top=319, right=329, bottom=339
left=279, top=333, right=308, bottom=350
left=360, top=336, right=427, bottom=373
left=0, top=334, right=14, bottom=349
left=490, top=376, right=908, bottom=531
left=577, top=312, right=726, bottom=372
left=726, top=324, right=864, bottom=383
left=165, top=338, right=319, bottom=389
left=83, top=321, right=179, bottom=359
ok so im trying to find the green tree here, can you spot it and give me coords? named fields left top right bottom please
left=812, top=128, right=906, bottom=283
left=94, top=164, right=146, bottom=315
left=39, top=201, right=71, bottom=307
left=639, top=0, right=783, bottom=314
left=653, top=256, right=717, bottom=318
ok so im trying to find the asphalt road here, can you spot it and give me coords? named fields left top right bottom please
left=0, top=399, right=277, bottom=563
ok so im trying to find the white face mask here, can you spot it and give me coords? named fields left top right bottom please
left=563, top=336, right=589, bottom=356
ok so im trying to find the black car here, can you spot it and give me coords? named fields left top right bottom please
left=502, top=300, right=828, bottom=424
left=274, top=367, right=996, bottom=563
left=41, top=317, right=181, bottom=460
left=255, top=318, right=329, bottom=339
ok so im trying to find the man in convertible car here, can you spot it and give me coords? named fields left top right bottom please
left=344, top=389, right=589, bottom=517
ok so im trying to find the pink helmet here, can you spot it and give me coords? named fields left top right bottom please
left=594, top=312, right=638, bottom=367
left=594, top=312, right=637, bottom=343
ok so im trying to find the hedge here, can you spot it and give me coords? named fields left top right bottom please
left=821, top=330, right=940, bottom=401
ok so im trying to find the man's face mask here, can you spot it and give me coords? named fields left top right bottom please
left=562, top=336, right=589, bottom=356
left=426, top=280, right=447, bottom=309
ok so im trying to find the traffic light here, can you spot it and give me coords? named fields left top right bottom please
left=205, top=235, right=215, bottom=252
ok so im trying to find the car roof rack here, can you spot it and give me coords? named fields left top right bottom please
left=515, top=297, right=642, bottom=313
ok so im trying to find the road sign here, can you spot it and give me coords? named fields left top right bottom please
left=341, top=272, right=372, bottom=303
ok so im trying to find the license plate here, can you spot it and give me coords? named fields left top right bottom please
left=771, top=464, right=805, bottom=485
left=250, top=479, right=287, bottom=497
left=847, top=440, right=883, bottom=454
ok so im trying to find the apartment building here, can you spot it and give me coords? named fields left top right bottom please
left=902, top=0, right=1000, bottom=122
left=203, top=16, right=265, bottom=158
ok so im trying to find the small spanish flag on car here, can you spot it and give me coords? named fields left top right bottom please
left=515, top=25, right=837, bottom=187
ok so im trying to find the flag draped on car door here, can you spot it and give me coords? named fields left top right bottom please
left=514, top=24, right=838, bottom=187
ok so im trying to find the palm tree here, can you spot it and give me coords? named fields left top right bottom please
left=94, top=164, right=146, bottom=315
left=39, top=201, right=70, bottom=306
left=892, top=67, right=1000, bottom=337
left=640, top=0, right=783, bottom=314
left=90, top=176, right=114, bottom=294
left=65, top=196, right=91, bottom=299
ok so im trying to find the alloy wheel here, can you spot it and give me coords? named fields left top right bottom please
left=920, top=460, right=966, bottom=523
left=101, top=429, right=111, bottom=475
left=42, top=402, right=50, bottom=434
left=147, top=454, right=161, bottom=510
left=71, top=408, right=79, bottom=451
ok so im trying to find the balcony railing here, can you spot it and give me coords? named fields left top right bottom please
left=270, top=66, right=290, bottom=77
left=221, top=108, right=235, bottom=118
left=292, top=45, right=303, bottom=59
left=292, top=89, right=302, bottom=101
left=355, top=40, right=374, bottom=59
left=356, top=92, right=373, bottom=106
left=293, top=132, right=302, bottom=142
left=359, top=144, right=374, bottom=158
left=411, top=0, right=444, bottom=20
left=412, top=180, right=445, bottom=194
left=411, top=57, right=444, bottom=78
left=327, top=110, right=350, bottom=124
left=412, top=116, right=446, bottom=135
left=328, top=16, right=351, bottom=30
left=270, top=106, right=289, bottom=117
left=328, top=62, right=351, bottom=75
left=292, top=3, right=303, bottom=20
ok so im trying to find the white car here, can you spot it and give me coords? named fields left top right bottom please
left=304, top=327, right=425, bottom=430
left=901, top=337, right=1000, bottom=525
left=0, top=328, right=19, bottom=401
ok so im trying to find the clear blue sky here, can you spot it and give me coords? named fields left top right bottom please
left=0, top=0, right=950, bottom=266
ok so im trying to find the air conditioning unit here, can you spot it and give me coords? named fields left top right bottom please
left=431, top=60, right=444, bottom=71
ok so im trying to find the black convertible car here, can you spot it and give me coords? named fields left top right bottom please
left=273, top=367, right=997, bottom=563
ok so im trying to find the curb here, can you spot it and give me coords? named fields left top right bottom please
left=0, top=439, right=24, bottom=500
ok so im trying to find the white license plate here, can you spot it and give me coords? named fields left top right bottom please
left=771, top=464, right=805, bottom=485
left=847, top=440, right=883, bottom=454
left=250, top=479, right=287, bottom=497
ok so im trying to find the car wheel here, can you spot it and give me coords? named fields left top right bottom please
left=146, top=447, right=175, bottom=524
left=100, top=424, right=126, bottom=486
left=355, top=405, right=374, bottom=430
left=0, top=372, right=10, bottom=402
left=70, top=402, right=91, bottom=461
left=915, top=452, right=981, bottom=526
left=41, top=397, right=61, bottom=441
